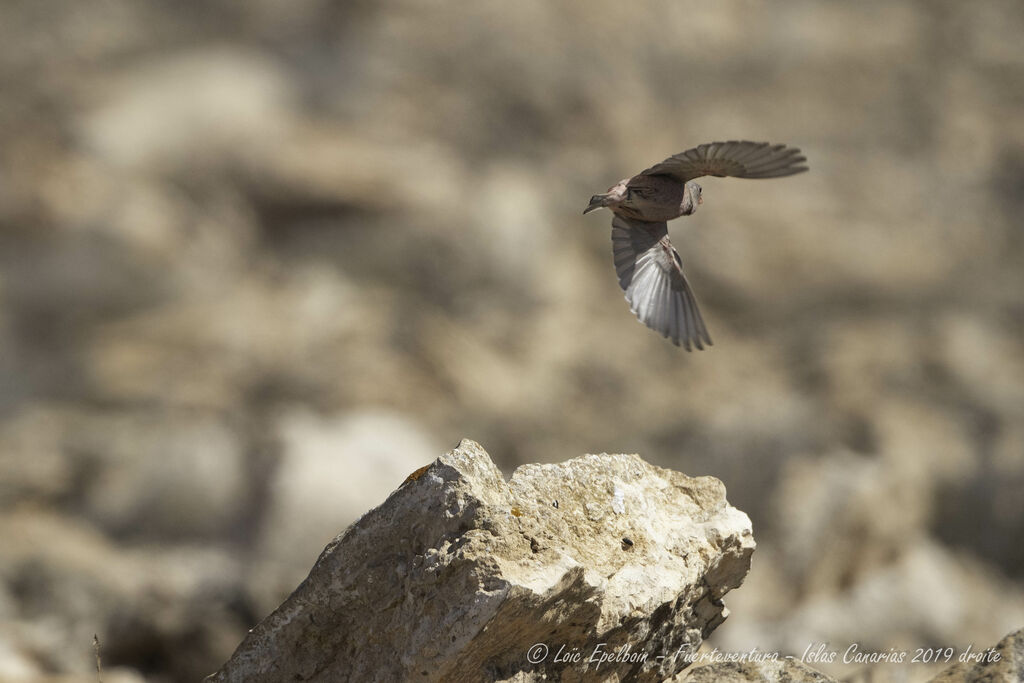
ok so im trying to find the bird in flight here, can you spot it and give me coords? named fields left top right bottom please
left=584, top=141, right=807, bottom=350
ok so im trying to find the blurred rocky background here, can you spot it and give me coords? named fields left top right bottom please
left=1, top=1, right=1022, bottom=681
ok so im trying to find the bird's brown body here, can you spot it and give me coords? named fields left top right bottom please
left=595, top=174, right=698, bottom=223
left=584, top=140, right=807, bottom=350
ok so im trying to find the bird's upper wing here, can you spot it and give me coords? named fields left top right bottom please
left=638, top=140, right=807, bottom=183
left=611, top=215, right=712, bottom=350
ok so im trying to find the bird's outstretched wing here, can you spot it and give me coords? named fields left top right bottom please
left=611, top=215, right=712, bottom=350
left=639, top=140, right=807, bottom=183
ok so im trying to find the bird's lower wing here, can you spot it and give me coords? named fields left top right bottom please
left=639, top=140, right=807, bottom=183
left=611, top=215, right=712, bottom=350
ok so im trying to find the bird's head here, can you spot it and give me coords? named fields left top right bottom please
left=583, top=179, right=629, bottom=214
left=681, top=181, right=703, bottom=215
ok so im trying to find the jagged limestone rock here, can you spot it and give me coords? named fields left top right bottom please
left=207, top=439, right=755, bottom=682
left=928, top=626, right=1024, bottom=683
left=674, top=660, right=839, bottom=682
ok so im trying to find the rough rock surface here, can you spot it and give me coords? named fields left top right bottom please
left=928, top=626, right=1024, bottom=683
left=675, top=659, right=839, bottom=682
left=207, top=439, right=755, bottom=682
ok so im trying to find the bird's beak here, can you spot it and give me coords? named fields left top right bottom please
left=583, top=195, right=605, bottom=215
left=698, top=195, right=703, bottom=205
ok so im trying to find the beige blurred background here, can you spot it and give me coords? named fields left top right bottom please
left=1, top=1, right=1023, bottom=681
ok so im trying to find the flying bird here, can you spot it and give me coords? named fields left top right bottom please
left=584, top=140, right=808, bottom=350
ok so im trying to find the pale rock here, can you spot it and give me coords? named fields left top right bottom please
left=208, top=440, right=754, bottom=682
left=929, top=626, right=1024, bottom=683
left=78, top=412, right=247, bottom=539
left=717, top=540, right=1024, bottom=682
left=259, top=409, right=441, bottom=582
left=80, top=46, right=297, bottom=171
left=675, top=658, right=839, bottom=682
